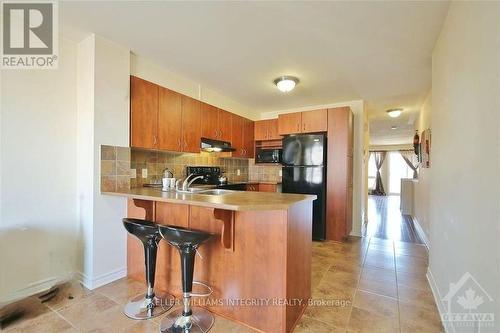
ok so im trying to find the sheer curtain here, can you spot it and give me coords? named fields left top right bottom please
left=399, top=150, right=419, bottom=179
left=370, top=151, right=387, bottom=196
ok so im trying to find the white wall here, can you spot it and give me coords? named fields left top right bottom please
left=413, top=93, right=431, bottom=245
left=260, top=100, right=366, bottom=237
left=131, top=54, right=257, bottom=120
left=429, top=2, right=500, bottom=331
left=0, top=39, right=79, bottom=302
left=76, top=35, right=130, bottom=289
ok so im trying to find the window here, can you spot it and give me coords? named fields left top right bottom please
left=388, top=152, right=413, bottom=194
left=368, top=153, right=377, bottom=190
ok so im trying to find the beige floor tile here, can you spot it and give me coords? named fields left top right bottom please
left=0, top=297, right=52, bottom=331
left=361, top=266, right=396, bottom=285
left=313, top=277, right=357, bottom=302
left=394, top=243, right=428, bottom=258
left=57, top=293, right=119, bottom=329
left=4, top=311, right=77, bottom=333
left=43, top=280, right=94, bottom=311
left=364, top=255, right=395, bottom=271
left=303, top=303, right=352, bottom=328
left=294, top=316, right=344, bottom=332
left=320, top=269, right=359, bottom=289
left=120, top=320, right=160, bottom=333
left=399, top=302, right=444, bottom=332
left=398, top=285, right=438, bottom=311
left=347, top=307, right=399, bottom=333
left=330, top=257, right=362, bottom=275
left=396, top=270, right=430, bottom=291
left=95, top=277, right=147, bottom=305
left=357, top=275, right=398, bottom=298
left=352, top=290, right=398, bottom=318
left=74, top=304, right=137, bottom=332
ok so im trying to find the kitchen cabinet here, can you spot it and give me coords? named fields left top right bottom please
left=158, top=86, right=182, bottom=151
left=243, top=118, right=255, bottom=158
left=255, top=119, right=281, bottom=141
left=130, top=76, right=159, bottom=149
left=278, top=109, right=328, bottom=135
left=278, top=112, right=302, bottom=135
left=301, top=109, right=328, bottom=133
left=181, top=96, right=201, bottom=153
left=231, top=115, right=254, bottom=158
left=201, top=102, right=219, bottom=140
left=326, top=106, right=354, bottom=241
left=201, top=104, right=233, bottom=142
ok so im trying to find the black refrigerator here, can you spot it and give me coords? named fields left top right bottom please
left=282, top=134, right=327, bottom=240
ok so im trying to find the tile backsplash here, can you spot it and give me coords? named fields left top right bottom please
left=100, top=145, right=281, bottom=192
left=130, top=148, right=249, bottom=188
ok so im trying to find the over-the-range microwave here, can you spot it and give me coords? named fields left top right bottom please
left=255, top=148, right=282, bottom=164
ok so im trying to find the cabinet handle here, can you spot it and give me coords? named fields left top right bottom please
left=219, top=129, right=222, bottom=138
left=178, top=138, right=181, bottom=149
left=297, top=124, right=300, bottom=132
left=153, top=135, right=157, bottom=145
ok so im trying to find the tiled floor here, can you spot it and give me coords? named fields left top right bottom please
left=1, top=237, right=442, bottom=333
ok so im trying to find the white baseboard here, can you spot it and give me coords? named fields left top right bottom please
left=413, top=217, right=430, bottom=249
left=76, top=267, right=127, bottom=290
left=427, top=268, right=455, bottom=333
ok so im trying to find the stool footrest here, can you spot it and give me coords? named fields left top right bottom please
left=190, top=281, right=213, bottom=297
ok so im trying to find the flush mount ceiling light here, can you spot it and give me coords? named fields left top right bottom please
left=274, top=76, right=299, bottom=93
left=386, top=109, right=403, bottom=118
left=391, top=125, right=398, bottom=130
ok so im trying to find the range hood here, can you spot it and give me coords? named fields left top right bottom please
left=200, top=137, right=236, bottom=152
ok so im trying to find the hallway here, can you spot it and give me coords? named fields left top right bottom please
left=365, top=195, right=424, bottom=244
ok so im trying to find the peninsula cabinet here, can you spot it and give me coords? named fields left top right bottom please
left=255, top=119, right=281, bottom=141
left=130, top=76, right=159, bottom=149
left=278, top=109, right=328, bottom=135
left=326, top=106, right=354, bottom=241
left=201, top=103, right=232, bottom=142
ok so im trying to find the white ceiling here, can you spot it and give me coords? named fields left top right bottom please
left=60, top=1, right=449, bottom=145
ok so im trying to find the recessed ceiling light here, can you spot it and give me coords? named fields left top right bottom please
left=391, top=125, right=398, bottom=130
left=386, top=109, right=403, bottom=118
left=274, top=76, right=299, bottom=93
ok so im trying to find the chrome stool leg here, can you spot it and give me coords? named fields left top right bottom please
left=159, top=244, right=214, bottom=333
left=124, top=236, right=175, bottom=320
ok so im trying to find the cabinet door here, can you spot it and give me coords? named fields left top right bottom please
left=243, top=118, right=255, bottom=158
left=267, top=119, right=281, bottom=140
left=130, top=76, right=158, bottom=149
left=201, top=103, right=219, bottom=140
left=254, top=120, right=269, bottom=141
left=218, top=109, right=233, bottom=142
left=158, top=87, right=182, bottom=151
left=278, top=112, right=301, bottom=135
left=258, top=183, right=277, bottom=192
left=231, top=114, right=244, bottom=157
left=181, top=96, right=201, bottom=153
left=301, top=109, right=327, bottom=133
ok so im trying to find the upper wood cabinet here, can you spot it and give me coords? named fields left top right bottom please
left=218, top=110, right=232, bottom=142
left=278, top=112, right=302, bottom=135
left=201, top=102, right=219, bottom=140
left=243, top=118, right=255, bottom=158
left=158, top=86, right=182, bottom=151
left=278, top=109, right=328, bottom=135
left=130, top=76, right=159, bottom=149
left=181, top=96, right=201, bottom=153
left=255, top=119, right=281, bottom=141
left=201, top=104, right=233, bottom=142
left=231, top=114, right=254, bottom=158
left=301, top=109, right=328, bottom=133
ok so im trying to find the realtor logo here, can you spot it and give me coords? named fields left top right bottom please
left=442, top=272, right=495, bottom=330
left=1, top=0, right=58, bottom=69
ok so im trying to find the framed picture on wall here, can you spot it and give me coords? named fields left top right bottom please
left=420, top=129, right=431, bottom=168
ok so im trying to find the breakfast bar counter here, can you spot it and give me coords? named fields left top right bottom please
left=103, top=189, right=316, bottom=333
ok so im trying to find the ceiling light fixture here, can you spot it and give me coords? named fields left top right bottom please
left=391, top=125, right=398, bottom=130
left=274, top=76, right=299, bottom=93
left=386, top=109, right=403, bottom=118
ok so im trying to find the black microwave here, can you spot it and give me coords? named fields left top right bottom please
left=256, top=148, right=282, bottom=164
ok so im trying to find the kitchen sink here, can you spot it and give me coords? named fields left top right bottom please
left=196, top=189, right=235, bottom=195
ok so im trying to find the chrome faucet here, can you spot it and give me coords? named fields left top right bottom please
left=177, top=173, right=204, bottom=192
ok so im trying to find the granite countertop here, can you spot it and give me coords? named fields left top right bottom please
left=102, top=187, right=314, bottom=211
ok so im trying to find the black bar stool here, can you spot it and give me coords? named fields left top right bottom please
left=122, top=218, right=175, bottom=320
left=158, top=225, right=214, bottom=333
